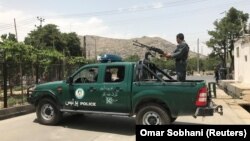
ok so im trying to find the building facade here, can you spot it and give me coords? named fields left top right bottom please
left=234, top=35, right=250, bottom=83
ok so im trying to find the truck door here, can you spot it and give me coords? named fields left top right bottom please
left=65, top=66, right=101, bottom=111
left=99, top=65, right=131, bottom=113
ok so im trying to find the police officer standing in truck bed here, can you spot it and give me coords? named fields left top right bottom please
left=165, top=33, right=189, bottom=81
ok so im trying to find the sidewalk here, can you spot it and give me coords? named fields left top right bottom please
left=219, top=80, right=250, bottom=99
left=213, top=87, right=250, bottom=124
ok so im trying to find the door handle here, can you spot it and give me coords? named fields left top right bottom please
left=134, top=82, right=141, bottom=86
left=89, top=87, right=97, bottom=93
left=114, top=87, right=122, bottom=92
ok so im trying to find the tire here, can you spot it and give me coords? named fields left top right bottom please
left=36, top=98, right=62, bottom=125
left=136, top=103, right=171, bottom=125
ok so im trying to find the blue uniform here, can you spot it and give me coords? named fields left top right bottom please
left=171, top=41, right=189, bottom=81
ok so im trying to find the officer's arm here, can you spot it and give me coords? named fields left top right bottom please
left=171, top=44, right=186, bottom=59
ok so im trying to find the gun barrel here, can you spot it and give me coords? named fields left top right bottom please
left=132, top=40, right=164, bottom=55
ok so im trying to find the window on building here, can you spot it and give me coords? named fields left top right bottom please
left=245, top=55, right=248, bottom=62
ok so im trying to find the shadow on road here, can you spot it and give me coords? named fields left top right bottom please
left=34, top=114, right=136, bottom=136
left=173, top=121, right=204, bottom=125
left=33, top=114, right=205, bottom=135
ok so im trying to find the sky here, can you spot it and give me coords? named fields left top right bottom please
left=0, top=0, right=250, bottom=55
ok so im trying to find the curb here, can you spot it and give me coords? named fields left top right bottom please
left=0, top=105, right=35, bottom=120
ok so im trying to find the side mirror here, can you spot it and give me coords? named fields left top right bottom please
left=66, top=77, right=73, bottom=84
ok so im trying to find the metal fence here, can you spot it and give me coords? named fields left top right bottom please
left=0, top=62, right=84, bottom=108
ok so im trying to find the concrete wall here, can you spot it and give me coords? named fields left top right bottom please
left=234, top=35, right=250, bottom=83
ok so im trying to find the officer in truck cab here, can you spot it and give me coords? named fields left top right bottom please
left=164, top=33, right=189, bottom=81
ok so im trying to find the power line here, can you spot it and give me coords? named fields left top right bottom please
left=0, top=0, right=247, bottom=30
left=0, top=1, right=209, bottom=31
left=0, top=20, right=36, bottom=31
left=0, top=18, right=36, bottom=30
left=0, top=17, right=36, bottom=27
left=43, top=0, right=209, bottom=19
left=1, top=0, right=249, bottom=36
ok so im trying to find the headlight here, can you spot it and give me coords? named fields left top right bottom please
left=29, top=85, right=36, bottom=91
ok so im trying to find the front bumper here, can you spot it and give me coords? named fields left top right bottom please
left=27, top=86, right=36, bottom=104
left=194, top=102, right=223, bottom=118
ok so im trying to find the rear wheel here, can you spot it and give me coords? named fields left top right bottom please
left=36, top=98, right=62, bottom=125
left=136, top=104, right=171, bottom=125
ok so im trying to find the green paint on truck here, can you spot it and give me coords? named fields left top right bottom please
left=27, top=61, right=223, bottom=125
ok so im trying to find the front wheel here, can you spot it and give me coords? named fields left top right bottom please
left=136, top=104, right=171, bottom=125
left=36, top=98, right=62, bottom=125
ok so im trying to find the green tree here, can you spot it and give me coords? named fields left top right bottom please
left=62, top=32, right=81, bottom=56
left=25, top=24, right=81, bottom=57
left=206, top=7, right=249, bottom=71
left=204, top=56, right=220, bottom=71
left=187, top=57, right=197, bottom=72
left=0, top=38, right=35, bottom=94
left=25, top=24, right=63, bottom=51
left=1, top=33, right=17, bottom=42
left=151, top=58, right=175, bottom=71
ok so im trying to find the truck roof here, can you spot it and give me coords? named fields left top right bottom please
left=85, top=62, right=136, bottom=67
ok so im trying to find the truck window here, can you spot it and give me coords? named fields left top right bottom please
left=135, top=65, right=160, bottom=82
left=104, top=66, right=125, bottom=83
left=73, top=67, right=98, bottom=83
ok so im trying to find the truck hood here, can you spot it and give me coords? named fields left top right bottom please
left=35, top=80, right=65, bottom=90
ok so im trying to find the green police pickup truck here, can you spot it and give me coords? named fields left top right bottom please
left=27, top=57, right=223, bottom=125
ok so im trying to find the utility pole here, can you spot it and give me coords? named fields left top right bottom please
left=3, top=54, right=7, bottom=108
left=83, top=36, right=86, bottom=58
left=35, top=16, right=45, bottom=84
left=201, top=46, right=203, bottom=55
left=14, top=18, right=24, bottom=103
left=62, top=49, right=65, bottom=79
left=13, top=18, right=25, bottom=103
left=14, top=18, right=18, bottom=41
left=36, top=16, right=45, bottom=28
left=197, top=38, right=200, bottom=74
left=226, top=33, right=231, bottom=79
left=94, top=38, right=97, bottom=61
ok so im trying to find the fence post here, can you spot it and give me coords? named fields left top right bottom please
left=0, top=50, right=8, bottom=108
left=208, top=82, right=217, bottom=98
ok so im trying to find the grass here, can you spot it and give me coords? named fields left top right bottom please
left=8, top=95, right=27, bottom=107
left=0, top=95, right=27, bottom=109
left=13, top=86, right=28, bottom=91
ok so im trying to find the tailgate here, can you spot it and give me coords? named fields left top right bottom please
left=193, top=83, right=223, bottom=117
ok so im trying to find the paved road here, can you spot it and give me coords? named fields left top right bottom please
left=0, top=101, right=249, bottom=141
left=0, top=113, right=135, bottom=141
left=0, top=75, right=249, bottom=141
left=186, top=74, right=216, bottom=83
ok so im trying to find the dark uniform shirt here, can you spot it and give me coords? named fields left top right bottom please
left=171, top=41, right=189, bottom=81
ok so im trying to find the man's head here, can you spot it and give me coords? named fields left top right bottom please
left=176, top=33, right=184, bottom=44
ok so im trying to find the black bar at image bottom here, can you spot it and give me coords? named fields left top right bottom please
left=136, top=125, right=250, bottom=141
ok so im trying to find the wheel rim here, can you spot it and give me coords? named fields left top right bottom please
left=142, top=111, right=161, bottom=125
left=41, top=103, right=55, bottom=121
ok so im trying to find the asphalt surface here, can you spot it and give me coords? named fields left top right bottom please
left=0, top=113, right=135, bottom=141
